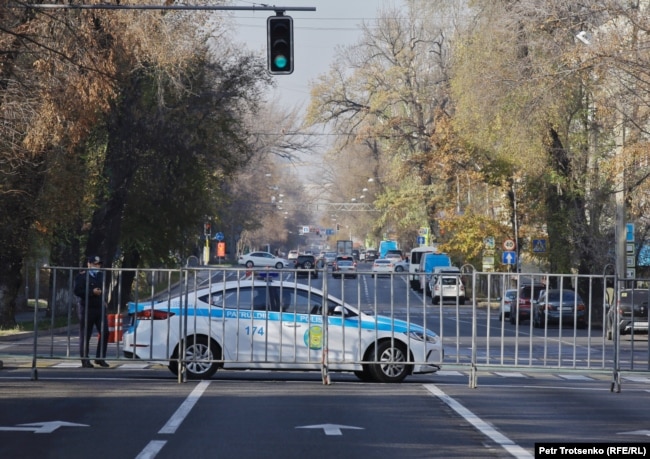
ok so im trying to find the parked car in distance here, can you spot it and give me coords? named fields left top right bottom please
left=294, top=254, right=318, bottom=279
left=371, top=259, right=394, bottom=277
left=408, top=246, right=438, bottom=290
left=394, top=259, right=409, bottom=272
left=532, top=289, right=586, bottom=328
left=385, top=250, right=403, bottom=262
left=238, top=251, right=290, bottom=269
left=424, top=266, right=459, bottom=297
left=332, top=255, right=357, bottom=279
left=287, top=250, right=299, bottom=260
left=418, top=253, right=452, bottom=294
left=510, top=284, right=546, bottom=325
left=499, top=289, right=518, bottom=321
left=430, top=275, right=465, bottom=305
left=323, top=252, right=337, bottom=266
left=365, top=249, right=379, bottom=262
left=606, top=289, right=649, bottom=340
left=123, top=279, right=443, bottom=382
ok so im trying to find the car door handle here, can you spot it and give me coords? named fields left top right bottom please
left=283, top=323, right=301, bottom=328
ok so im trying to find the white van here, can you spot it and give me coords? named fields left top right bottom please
left=408, top=246, right=437, bottom=290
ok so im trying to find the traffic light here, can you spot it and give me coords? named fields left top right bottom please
left=204, top=222, right=211, bottom=236
left=267, top=15, right=293, bottom=74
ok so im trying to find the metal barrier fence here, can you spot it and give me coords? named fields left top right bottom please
left=5, top=265, right=649, bottom=390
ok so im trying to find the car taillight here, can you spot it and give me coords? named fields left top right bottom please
left=577, top=304, right=586, bottom=311
left=135, top=309, right=174, bottom=320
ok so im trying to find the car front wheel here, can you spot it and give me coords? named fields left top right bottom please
left=246, top=261, right=254, bottom=268
left=368, top=341, right=411, bottom=383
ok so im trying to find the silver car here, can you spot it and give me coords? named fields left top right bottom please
left=237, top=251, right=290, bottom=269
left=500, top=289, right=518, bottom=320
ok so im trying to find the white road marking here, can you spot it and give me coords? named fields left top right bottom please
left=494, top=372, right=527, bottom=378
left=556, top=374, right=593, bottom=381
left=424, top=384, right=533, bottom=459
left=158, top=380, right=211, bottom=434
left=133, top=380, right=211, bottom=459
left=296, top=423, right=364, bottom=436
left=135, top=440, right=167, bottom=459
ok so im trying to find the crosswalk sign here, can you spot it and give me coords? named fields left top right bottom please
left=532, top=239, right=547, bottom=253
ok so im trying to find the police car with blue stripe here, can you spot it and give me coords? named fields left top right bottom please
left=122, top=278, right=443, bottom=382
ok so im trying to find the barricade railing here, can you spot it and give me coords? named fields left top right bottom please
left=4, top=264, right=648, bottom=390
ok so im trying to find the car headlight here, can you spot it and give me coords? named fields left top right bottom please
left=407, top=331, right=439, bottom=344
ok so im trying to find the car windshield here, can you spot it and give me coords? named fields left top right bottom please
left=618, top=291, right=650, bottom=306
left=441, top=277, right=458, bottom=285
left=546, top=291, right=577, bottom=302
left=521, top=286, right=544, bottom=299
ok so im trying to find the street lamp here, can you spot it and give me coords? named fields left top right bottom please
left=577, top=30, right=626, bottom=281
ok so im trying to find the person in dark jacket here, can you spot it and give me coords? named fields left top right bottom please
left=74, top=255, right=109, bottom=368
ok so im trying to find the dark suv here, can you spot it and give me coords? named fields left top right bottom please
left=606, top=289, right=649, bottom=339
left=294, top=254, right=318, bottom=279
left=510, top=284, right=546, bottom=325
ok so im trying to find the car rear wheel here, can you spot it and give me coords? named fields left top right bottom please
left=368, top=341, right=411, bottom=383
left=168, top=335, right=221, bottom=380
left=275, top=262, right=284, bottom=269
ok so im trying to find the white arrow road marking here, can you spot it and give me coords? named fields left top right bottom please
left=619, top=430, right=650, bottom=437
left=296, top=423, right=364, bottom=436
left=0, top=421, right=89, bottom=433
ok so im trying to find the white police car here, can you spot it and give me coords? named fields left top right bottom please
left=122, top=279, right=443, bottom=382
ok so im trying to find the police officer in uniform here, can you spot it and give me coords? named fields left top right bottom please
left=74, top=255, right=109, bottom=368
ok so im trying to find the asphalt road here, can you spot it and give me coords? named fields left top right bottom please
left=1, top=366, right=649, bottom=459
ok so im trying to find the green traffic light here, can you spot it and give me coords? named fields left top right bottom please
left=274, top=55, right=288, bottom=69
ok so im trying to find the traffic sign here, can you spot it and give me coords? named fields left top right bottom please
left=215, top=232, right=224, bottom=241
left=532, top=239, right=546, bottom=253
left=503, top=239, right=516, bottom=251
left=627, top=223, right=635, bottom=242
left=502, top=251, right=517, bottom=265
left=417, top=236, right=425, bottom=245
